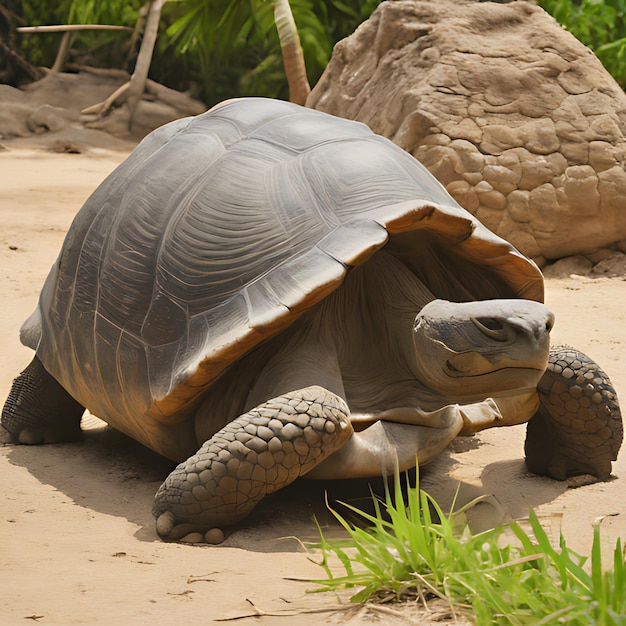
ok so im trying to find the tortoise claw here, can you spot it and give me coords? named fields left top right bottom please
left=155, top=511, right=176, bottom=537
left=155, top=511, right=226, bottom=544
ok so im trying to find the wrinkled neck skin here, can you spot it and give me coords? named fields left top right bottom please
left=195, top=251, right=554, bottom=443
left=245, top=251, right=437, bottom=414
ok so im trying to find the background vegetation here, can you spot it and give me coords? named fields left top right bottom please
left=538, top=0, right=626, bottom=90
left=1, top=1, right=625, bottom=104
left=3, top=0, right=380, bottom=105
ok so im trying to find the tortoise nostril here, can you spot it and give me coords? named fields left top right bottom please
left=545, top=314, right=555, bottom=333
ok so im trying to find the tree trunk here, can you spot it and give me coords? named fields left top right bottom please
left=125, top=0, right=167, bottom=131
left=126, top=2, right=150, bottom=67
left=273, top=0, right=310, bottom=106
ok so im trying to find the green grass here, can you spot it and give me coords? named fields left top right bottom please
left=309, top=472, right=626, bottom=624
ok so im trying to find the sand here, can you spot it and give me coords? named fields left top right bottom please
left=1, top=146, right=624, bottom=625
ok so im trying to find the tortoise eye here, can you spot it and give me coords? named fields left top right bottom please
left=476, top=317, right=504, bottom=332
left=472, top=317, right=509, bottom=341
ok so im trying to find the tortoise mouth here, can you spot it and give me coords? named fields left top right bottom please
left=442, top=363, right=545, bottom=402
left=439, top=365, right=545, bottom=404
left=443, top=345, right=547, bottom=379
left=444, top=361, right=545, bottom=378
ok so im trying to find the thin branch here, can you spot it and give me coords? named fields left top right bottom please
left=17, top=25, right=132, bottom=33
left=81, top=81, right=130, bottom=115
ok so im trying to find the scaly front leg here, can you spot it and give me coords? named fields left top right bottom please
left=525, top=346, right=622, bottom=481
left=153, top=386, right=352, bottom=542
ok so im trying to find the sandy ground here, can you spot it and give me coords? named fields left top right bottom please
left=0, top=146, right=624, bottom=625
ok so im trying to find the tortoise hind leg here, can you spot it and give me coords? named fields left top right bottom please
left=525, top=347, right=623, bottom=481
left=153, top=386, right=353, bottom=542
left=1, top=356, right=85, bottom=444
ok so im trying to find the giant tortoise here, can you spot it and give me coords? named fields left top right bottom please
left=2, top=98, right=622, bottom=542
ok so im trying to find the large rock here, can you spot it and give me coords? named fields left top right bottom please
left=308, top=0, right=626, bottom=265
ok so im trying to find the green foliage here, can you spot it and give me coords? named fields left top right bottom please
left=11, top=1, right=381, bottom=105
left=164, top=0, right=382, bottom=106
left=164, top=0, right=298, bottom=102
left=15, top=0, right=142, bottom=69
left=17, top=0, right=72, bottom=66
left=311, top=472, right=626, bottom=624
left=14, top=1, right=626, bottom=104
left=539, top=0, right=626, bottom=89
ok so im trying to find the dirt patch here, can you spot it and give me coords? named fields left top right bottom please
left=0, top=69, right=205, bottom=153
left=0, top=148, right=624, bottom=624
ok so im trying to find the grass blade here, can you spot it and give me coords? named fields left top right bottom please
left=307, top=472, right=624, bottom=624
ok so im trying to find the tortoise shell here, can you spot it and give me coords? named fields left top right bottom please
left=21, top=97, right=543, bottom=457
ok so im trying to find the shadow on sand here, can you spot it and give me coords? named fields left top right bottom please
left=3, top=421, right=571, bottom=552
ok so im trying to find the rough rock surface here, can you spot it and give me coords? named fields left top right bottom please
left=0, top=70, right=206, bottom=150
left=308, top=0, right=626, bottom=265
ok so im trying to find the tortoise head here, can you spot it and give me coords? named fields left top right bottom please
left=412, top=298, right=554, bottom=403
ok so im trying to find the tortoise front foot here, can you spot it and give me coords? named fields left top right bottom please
left=1, top=356, right=85, bottom=445
left=152, top=386, right=352, bottom=543
left=525, top=347, right=623, bottom=481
